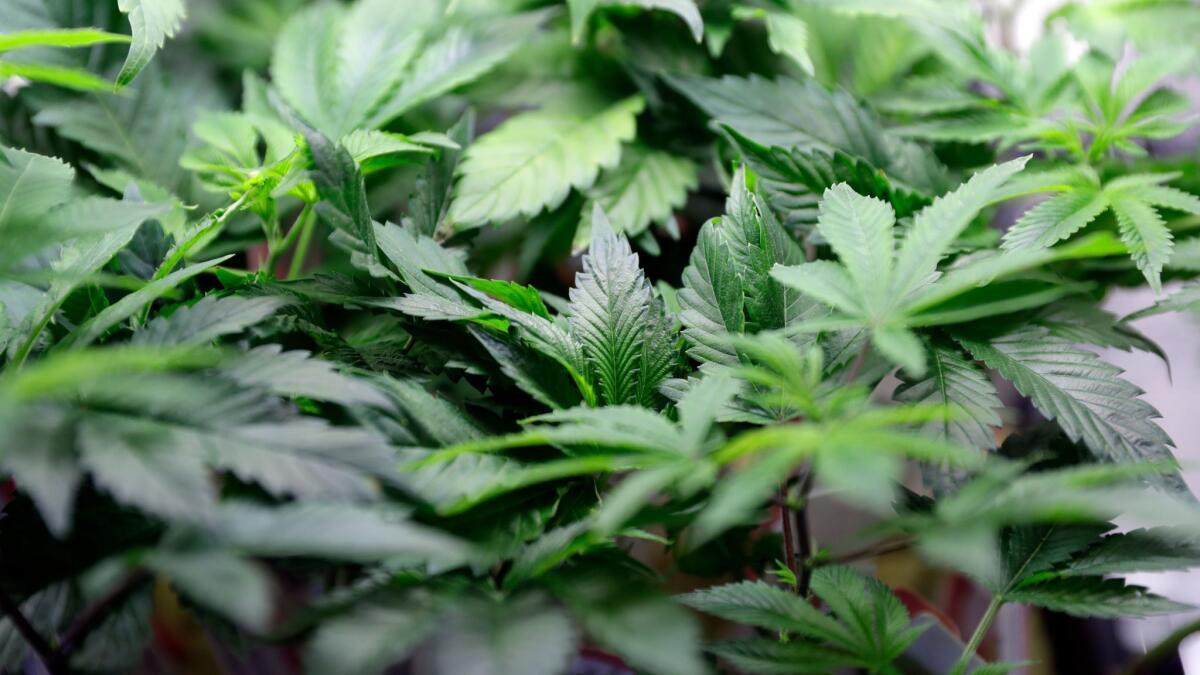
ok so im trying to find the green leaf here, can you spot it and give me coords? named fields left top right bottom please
left=1002, top=187, right=1109, bottom=251
left=450, top=95, right=644, bottom=226
left=569, top=206, right=672, bottom=405
left=64, top=255, right=231, bottom=349
left=809, top=566, right=927, bottom=666
left=145, top=550, right=274, bottom=632
left=724, top=127, right=929, bottom=234
left=116, top=0, right=186, bottom=86
left=1125, top=282, right=1200, bottom=320
left=0, top=61, right=115, bottom=91
left=34, top=66, right=211, bottom=191
left=1110, top=192, right=1173, bottom=294
left=1004, top=577, right=1191, bottom=618
left=78, top=417, right=216, bottom=523
left=0, top=28, right=129, bottom=53
left=678, top=223, right=746, bottom=366
left=430, top=594, right=577, bottom=675
left=272, top=1, right=536, bottom=137
left=306, top=130, right=376, bottom=253
left=0, top=584, right=69, bottom=671
left=669, top=74, right=948, bottom=195
left=201, top=418, right=403, bottom=501
left=576, top=144, right=697, bottom=248
left=211, top=502, right=472, bottom=565
left=569, top=0, right=704, bottom=43
left=814, top=183, right=895, bottom=316
left=409, top=111, right=474, bottom=238
left=306, top=598, right=442, bottom=675
left=678, top=581, right=848, bottom=642
left=223, top=345, right=394, bottom=410
left=369, top=13, right=547, bottom=128
left=891, top=156, right=1029, bottom=300
left=555, top=571, right=706, bottom=675
left=895, top=342, right=1002, bottom=453
left=733, top=7, right=813, bottom=75
left=0, top=408, right=82, bottom=537
left=132, top=296, right=290, bottom=346
left=1060, top=528, right=1200, bottom=576
left=956, top=325, right=1185, bottom=493
left=707, top=639, right=856, bottom=674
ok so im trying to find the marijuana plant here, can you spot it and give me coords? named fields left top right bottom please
left=2, top=1, right=1200, bottom=674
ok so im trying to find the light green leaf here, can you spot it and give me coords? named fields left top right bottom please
left=814, top=183, right=894, bottom=316
left=707, top=639, right=856, bottom=674
left=556, top=572, right=706, bottom=675
left=570, top=0, right=704, bottom=43
left=0, top=28, right=129, bottom=53
left=1110, top=193, right=1173, bottom=293
left=1002, top=187, right=1109, bottom=251
left=450, top=95, right=644, bottom=226
left=892, top=156, right=1029, bottom=300
left=306, top=600, right=442, bottom=675
left=116, top=0, right=187, bottom=87
left=577, top=144, right=697, bottom=249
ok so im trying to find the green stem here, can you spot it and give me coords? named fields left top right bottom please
left=952, top=594, right=1004, bottom=675
left=1120, top=616, right=1200, bottom=675
left=286, top=205, right=318, bottom=280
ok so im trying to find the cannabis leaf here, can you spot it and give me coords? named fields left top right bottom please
left=568, top=0, right=704, bottom=44
left=954, top=324, right=1186, bottom=493
left=575, top=144, right=697, bottom=249
left=272, top=0, right=538, bottom=138
left=677, top=169, right=810, bottom=368
left=450, top=95, right=644, bottom=226
left=0, top=28, right=129, bottom=91
left=569, top=206, right=674, bottom=405
left=116, top=0, right=186, bottom=87
left=1003, top=171, right=1200, bottom=292
left=680, top=566, right=927, bottom=673
left=669, top=74, right=949, bottom=195
left=771, top=157, right=1110, bottom=375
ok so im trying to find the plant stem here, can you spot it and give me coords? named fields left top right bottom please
left=842, top=340, right=871, bottom=384
left=827, top=537, right=913, bottom=565
left=952, top=594, right=1004, bottom=675
left=794, top=471, right=814, bottom=595
left=287, top=205, right=318, bottom=280
left=0, top=588, right=65, bottom=674
left=1120, top=616, right=1200, bottom=675
left=57, top=569, right=151, bottom=659
left=779, top=483, right=798, bottom=585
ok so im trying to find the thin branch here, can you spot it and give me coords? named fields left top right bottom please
left=794, top=470, right=814, bottom=595
left=778, top=483, right=798, bottom=586
left=842, top=341, right=871, bottom=384
left=56, top=569, right=151, bottom=659
left=0, top=587, right=65, bottom=674
left=827, top=538, right=914, bottom=565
